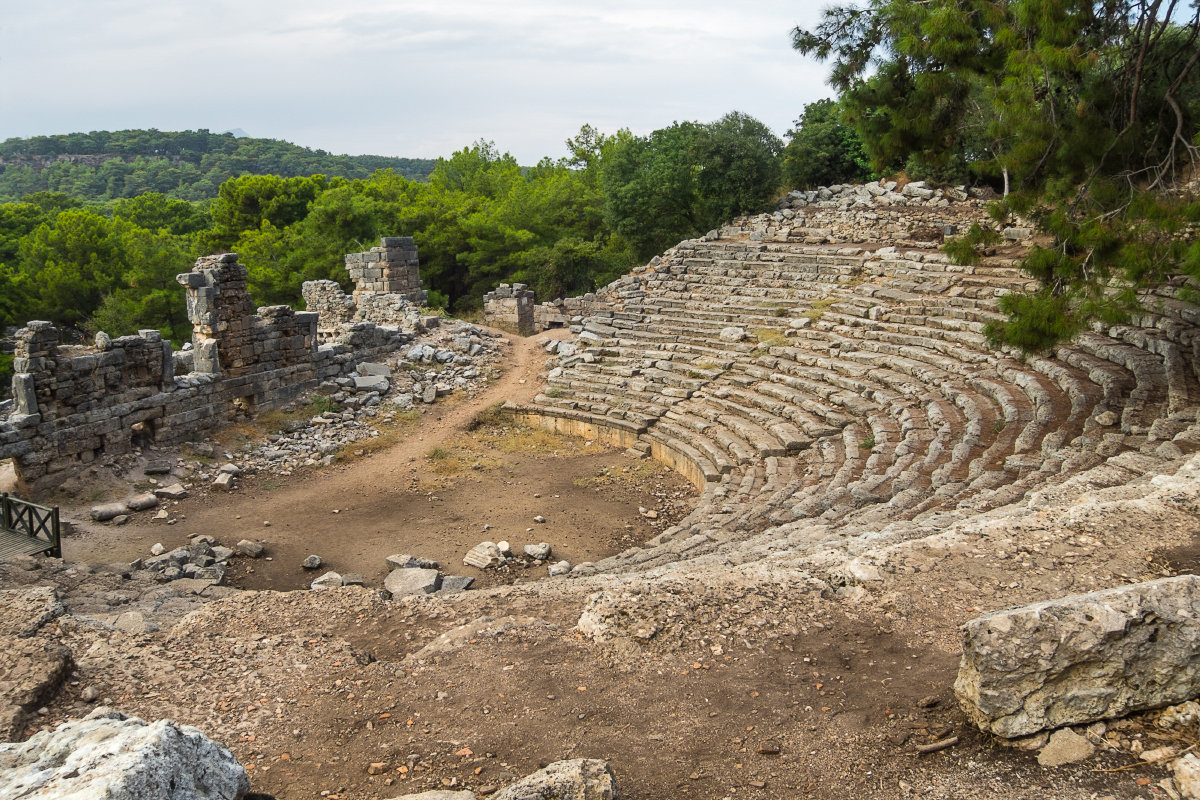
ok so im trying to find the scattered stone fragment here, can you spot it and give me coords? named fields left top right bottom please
left=236, top=540, right=264, bottom=558
left=153, top=484, right=188, bottom=500
left=719, top=326, right=746, bottom=343
left=385, top=553, right=438, bottom=570
left=1175, top=754, right=1200, bottom=800
left=384, top=568, right=440, bottom=597
left=126, top=493, right=159, bottom=512
left=464, top=542, right=505, bottom=569
left=211, top=472, right=234, bottom=491
left=524, top=543, right=552, bottom=560
left=439, top=576, right=475, bottom=593
left=310, top=571, right=343, bottom=590
left=492, top=758, right=618, bottom=800
left=341, top=573, right=365, bottom=587
left=533, top=515, right=546, bottom=524
left=548, top=561, right=571, bottom=576
left=1037, top=729, right=1095, bottom=767
left=90, top=503, right=129, bottom=522
left=149, top=543, right=165, bottom=556
left=302, top=555, right=323, bottom=570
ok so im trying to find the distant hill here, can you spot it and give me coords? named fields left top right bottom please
left=0, top=129, right=437, bottom=202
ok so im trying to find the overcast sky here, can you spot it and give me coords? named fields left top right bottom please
left=0, top=1, right=834, bottom=164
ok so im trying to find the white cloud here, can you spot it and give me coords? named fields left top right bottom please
left=0, top=0, right=834, bottom=163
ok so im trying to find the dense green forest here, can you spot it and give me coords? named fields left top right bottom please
left=0, top=114, right=786, bottom=345
left=0, top=129, right=436, bottom=202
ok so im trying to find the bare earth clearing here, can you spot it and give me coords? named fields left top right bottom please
left=61, top=332, right=695, bottom=593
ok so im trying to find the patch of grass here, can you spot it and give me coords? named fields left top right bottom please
left=545, top=387, right=566, bottom=398
left=469, top=402, right=510, bottom=430
left=804, top=298, right=836, bottom=322
left=334, top=411, right=424, bottom=462
left=425, top=445, right=463, bottom=475
left=576, top=458, right=671, bottom=489
left=182, top=445, right=215, bottom=464
left=392, top=409, right=424, bottom=426
left=860, top=434, right=876, bottom=450
left=309, top=395, right=340, bottom=415
left=694, top=360, right=719, bottom=371
left=213, top=423, right=260, bottom=449
left=751, top=327, right=789, bottom=351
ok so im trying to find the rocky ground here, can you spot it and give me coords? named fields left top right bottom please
left=4, top=324, right=1200, bottom=799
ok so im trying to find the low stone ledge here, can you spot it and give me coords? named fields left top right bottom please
left=954, top=575, right=1200, bottom=738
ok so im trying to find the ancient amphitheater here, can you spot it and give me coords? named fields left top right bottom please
left=5, top=182, right=1200, bottom=800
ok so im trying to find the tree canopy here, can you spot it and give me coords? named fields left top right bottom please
left=794, top=0, right=1200, bottom=350
left=601, top=113, right=783, bottom=260
left=782, top=99, right=874, bottom=189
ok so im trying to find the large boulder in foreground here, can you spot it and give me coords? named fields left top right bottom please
left=0, top=708, right=250, bottom=799
left=954, top=575, right=1200, bottom=738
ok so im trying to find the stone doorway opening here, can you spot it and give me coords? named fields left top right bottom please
left=232, top=395, right=256, bottom=422
left=130, top=419, right=157, bottom=450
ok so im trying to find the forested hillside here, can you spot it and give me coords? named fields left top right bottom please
left=0, top=129, right=437, bottom=202
left=0, top=115, right=785, bottom=356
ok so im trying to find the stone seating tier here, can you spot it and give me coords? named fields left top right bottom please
left=508, top=228, right=1200, bottom=575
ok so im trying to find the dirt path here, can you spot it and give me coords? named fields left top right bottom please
left=64, top=328, right=695, bottom=590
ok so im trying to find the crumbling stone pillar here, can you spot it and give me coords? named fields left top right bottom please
left=346, top=237, right=427, bottom=305
left=483, top=283, right=535, bottom=336
left=177, top=253, right=257, bottom=376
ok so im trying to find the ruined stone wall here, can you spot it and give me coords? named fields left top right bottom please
left=482, top=284, right=535, bottom=336
left=345, top=236, right=427, bottom=305
left=0, top=253, right=414, bottom=491
left=303, top=238, right=428, bottom=339
left=300, top=280, right=356, bottom=328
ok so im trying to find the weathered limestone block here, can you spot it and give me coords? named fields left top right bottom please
left=493, top=758, right=618, bottom=800
left=954, top=575, right=1200, bottom=737
left=0, top=708, right=250, bottom=798
left=384, top=567, right=440, bottom=596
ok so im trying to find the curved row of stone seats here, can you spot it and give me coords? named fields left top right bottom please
left=513, top=229, right=1200, bottom=576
